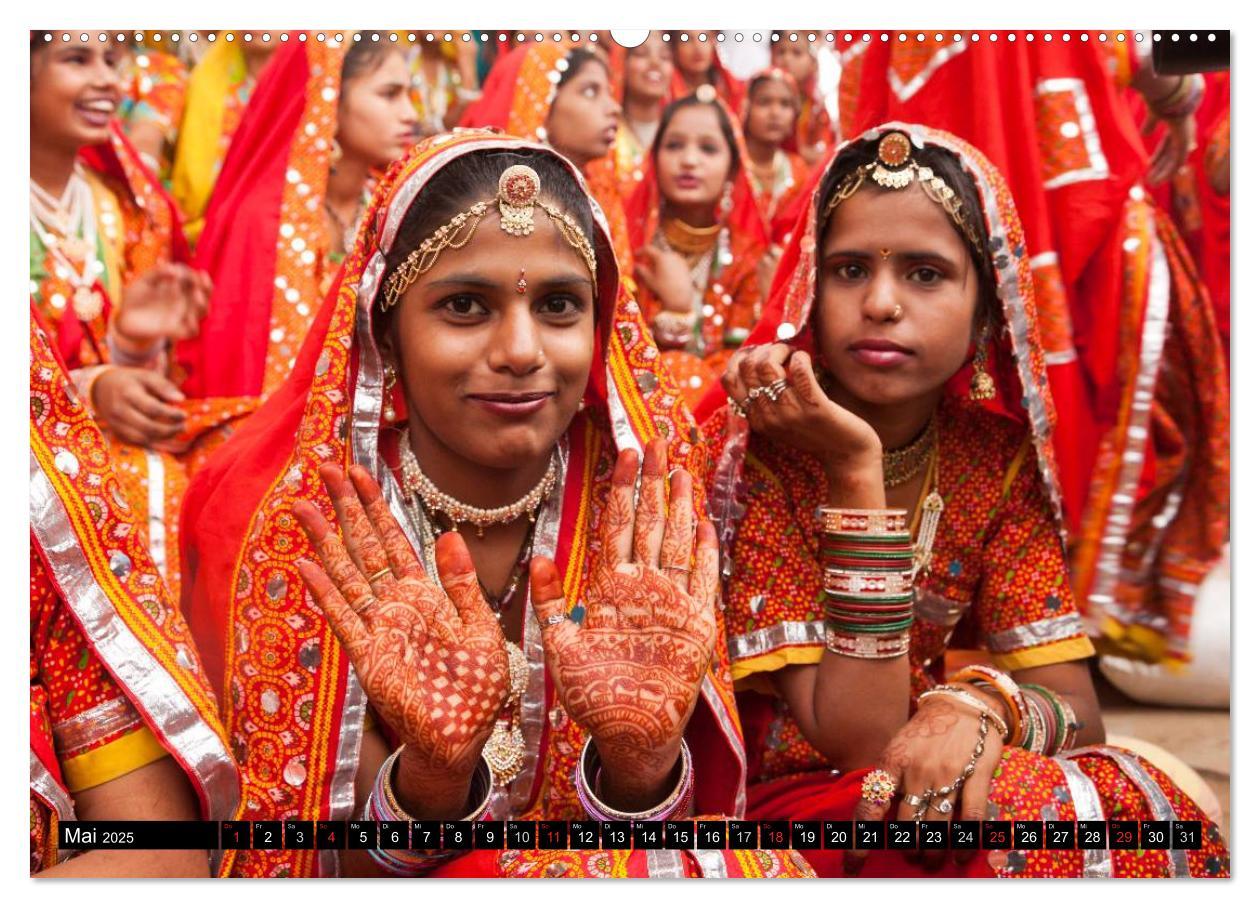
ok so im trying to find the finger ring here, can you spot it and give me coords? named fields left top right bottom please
left=933, top=798, right=954, bottom=813
left=367, top=567, right=393, bottom=584
left=902, top=792, right=926, bottom=807
left=543, top=613, right=567, bottom=626
left=764, top=378, right=789, bottom=402
left=349, top=594, right=375, bottom=614
left=731, top=399, right=748, bottom=418
left=662, top=561, right=692, bottom=572
left=860, top=769, right=897, bottom=807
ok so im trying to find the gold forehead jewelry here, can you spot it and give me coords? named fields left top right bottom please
left=879, top=247, right=893, bottom=260
left=380, top=164, right=598, bottom=312
left=823, top=131, right=983, bottom=257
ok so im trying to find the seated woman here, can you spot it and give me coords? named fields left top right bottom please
left=29, top=33, right=252, bottom=601
left=627, top=91, right=770, bottom=408
left=612, top=31, right=672, bottom=197
left=459, top=42, right=633, bottom=271
left=30, top=309, right=237, bottom=877
left=185, top=35, right=417, bottom=400
left=768, top=34, right=835, bottom=165
left=697, top=125, right=1228, bottom=878
left=669, top=31, right=745, bottom=111
left=742, top=67, right=812, bottom=239
left=180, top=132, right=812, bottom=879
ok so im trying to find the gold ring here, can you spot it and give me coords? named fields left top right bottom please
left=860, top=768, right=897, bottom=807
left=349, top=594, right=376, bottom=614
left=368, top=567, right=393, bottom=584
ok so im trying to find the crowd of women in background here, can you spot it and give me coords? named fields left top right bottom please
left=30, top=29, right=1229, bottom=878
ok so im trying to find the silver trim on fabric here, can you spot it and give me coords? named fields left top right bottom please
left=30, top=748, right=76, bottom=824
left=700, top=674, right=747, bottom=818
left=1087, top=214, right=1171, bottom=628
left=1054, top=755, right=1112, bottom=878
left=29, top=453, right=240, bottom=825
left=52, top=696, right=143, bottom=755
left=605, top=363, right=644, bottom=456
left=646, top=849, right=687, bottom=879
left=690, top=849, right=728, bottom=878
left=144, top=449, right=167, bottom=582
left=728, top=620, right=826, bottom=663
left=986, top=613, right=1087, bottom=653
left=1076, top=747, right=1192, bottom=878
left=504, top=437, right=567, bottom=817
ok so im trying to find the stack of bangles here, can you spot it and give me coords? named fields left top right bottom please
left=362, top=746, right=493, bottom=876
left=575, top=738, right=695, bottom=822
left=944, top=664, right=1081, bottom=756
left=1150, top=73, right=1206, bottom=120
left=818, top=508, right=914, bottom=659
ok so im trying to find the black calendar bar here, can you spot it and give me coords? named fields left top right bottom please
left=58, top=819, right=1204, bottom=851
left=58, top=821, right=220, bottom=851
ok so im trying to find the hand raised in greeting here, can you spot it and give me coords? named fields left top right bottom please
left=529, top=439, right=719, bottom=810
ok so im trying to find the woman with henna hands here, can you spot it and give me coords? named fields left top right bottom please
left=180, top=131, right=813, bottom=878
left=696, top=125, right=1229, bottom=878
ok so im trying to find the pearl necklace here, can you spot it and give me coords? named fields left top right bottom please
left=398, top=434, right=560, bottom=538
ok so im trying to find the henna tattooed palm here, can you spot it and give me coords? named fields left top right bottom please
left=294, top=465, right=510, bottom=781
left=530, top=441, right=720, bottom=782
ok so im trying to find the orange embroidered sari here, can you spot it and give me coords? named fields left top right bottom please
left=696, top=125, right=1228, bottom=878
left=30, top=309, right=237, bottom=873
left=180, top=133, right=809, bottom=878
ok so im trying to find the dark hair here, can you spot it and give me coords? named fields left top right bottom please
left=374, top=148, right=596, bottom=339
left=746, top=73, right=800, bottom=108
left=814, top=134, right=997, bottom=323
left=340, top=38, right=396, bottom=85
left=556, top=48, right=607, bottom=91
left=651, top=95, right=740, bottom=176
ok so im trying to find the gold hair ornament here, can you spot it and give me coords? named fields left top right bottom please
left=823, top=131, right=983, bottom=258
left=380, top=164, right=597, bottom=311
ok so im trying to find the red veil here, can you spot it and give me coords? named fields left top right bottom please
left=181, top=35, right=345, bottom=399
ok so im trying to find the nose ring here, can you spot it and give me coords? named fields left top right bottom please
left=892, top=304, right=904, bottom=320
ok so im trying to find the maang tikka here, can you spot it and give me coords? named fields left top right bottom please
left=379, top=163, right=597, bottom=312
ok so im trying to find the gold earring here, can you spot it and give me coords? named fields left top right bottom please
left=970, top=323, right=996, bottom=401
left=383, top=364, right=398, bottom=422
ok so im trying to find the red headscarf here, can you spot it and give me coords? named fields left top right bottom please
left=180, top=133, right=747, bottom=877
left=182, top=35, right=345, bottom=399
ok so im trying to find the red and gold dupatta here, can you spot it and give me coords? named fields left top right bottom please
left=180, top=132, right=746, bottom=877
left=30, top=307, right=238, bottom=866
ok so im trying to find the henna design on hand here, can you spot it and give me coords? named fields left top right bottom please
left=530, top=445, right=720, bottom=791
left=293, top=466, right=510, bottom=789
